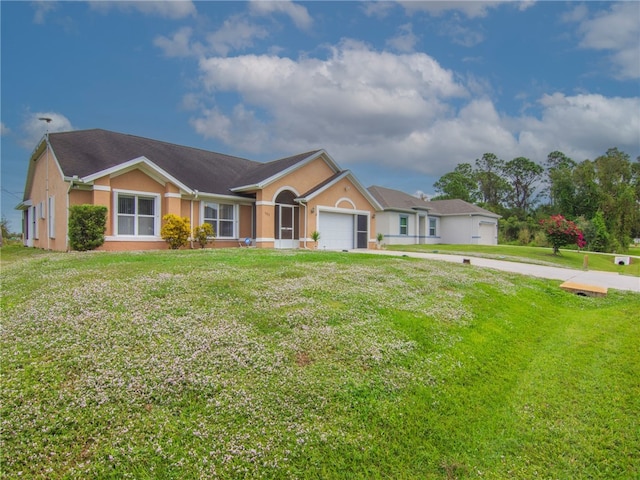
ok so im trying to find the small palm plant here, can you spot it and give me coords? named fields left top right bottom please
left=311, top=230, right=320, bottom=249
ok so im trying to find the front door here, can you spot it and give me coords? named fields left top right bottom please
left=276, top=204, right=296, bottom=249
left=273, top=190, right=300, bottom=249
left=356, top=214, right=368, bottom=249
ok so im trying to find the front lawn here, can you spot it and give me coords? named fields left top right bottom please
left=1, top=246, right=638, bottom=479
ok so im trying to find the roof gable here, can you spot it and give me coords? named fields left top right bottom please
left=83, top=156, right=193, bottom=193
left=230, top=149, right=331, bottom=192
left=298, top=171, right=383, bottom=210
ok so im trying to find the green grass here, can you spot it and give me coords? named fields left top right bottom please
left=387, top=243, right=640, bottom=276
left=1, top=245, right=639, bottom=479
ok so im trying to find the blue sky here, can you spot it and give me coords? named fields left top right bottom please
left=2, top=1, right=639, bottom=232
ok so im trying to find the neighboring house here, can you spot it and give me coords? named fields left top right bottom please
left=17, top=129, right=382, bottom=251
left=368, top=185, right=500, bottom=245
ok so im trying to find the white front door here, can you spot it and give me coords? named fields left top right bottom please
left=275, top=204, right=298, bottom=249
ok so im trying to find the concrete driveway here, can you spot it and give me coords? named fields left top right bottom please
left=351, top=249, right=640, bottom=293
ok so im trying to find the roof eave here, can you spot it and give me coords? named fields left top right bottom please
left=82, top=156, right=194, bottom=194
left=298, top=170, right=384, bottom=211
left=231, top=150, right=336, bottom=193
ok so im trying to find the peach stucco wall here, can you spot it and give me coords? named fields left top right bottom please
left=24, top=146, right=70, bottom=251
left=251, top=155, right=378, bottom=248
left=306, top=176, right=378, bottom=247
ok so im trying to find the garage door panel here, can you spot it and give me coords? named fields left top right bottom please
left=318, top=212, right=354, bottom=250
left=479, top=223, right=495, bottom=245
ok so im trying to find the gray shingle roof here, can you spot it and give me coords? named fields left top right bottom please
left=47, top=129, right=320, bottom=196
left=231, top=150, right=322, bottom=189
left=368, top=185, right=430, bottom=211
left=424, top=198, right=500, bottom=217
left=368, top=185, right=500, bottom=217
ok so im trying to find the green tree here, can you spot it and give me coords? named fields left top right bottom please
left=584, top=210, right=610, bottom=252
left=593, top=148, right=636, bottom=250
left=475, top=153, right=511, bottom=208
left=631, top=158, right=640, bottom=238
left=545, top=151, right=577, bottom=217
left=503, top=156, right=544, bottom=216
left=0, top=217, right=10, bottom=246
left=433, top=163, right=479, bottom=202
left=572, top=160, right=601, bottom=220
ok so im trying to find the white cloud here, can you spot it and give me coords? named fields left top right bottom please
left=207, top=15, right=270, bottom=56
left=0, top=122, right=10, bottom=136
left=89, top=1, right=196, bottom=19
left=569, top=2, right=640, bottom=80
left=249, top=0, right=313, bottom=30
left=362, top=1, right=397, bottom=19
left=441, top=21, right=485, bottom=47
left=399, top=1, right=505, bottom=19
left=21, top=113, right=74, bottom=148
left=398, top=1, right=531, bottom=47
left=188, top=40, right=638, bottom=178
left=192, top=41, right=468, bottom=164
left=516, top=93, right=640, bottom=161
left=387, top=23, right=419, bottom=52
left=32, top=1, right=57, bottom=24
left=155, top=16, right=270, bottom=58
left=154, top=27, right=203, bottom=58
left=561, top=4, right=588, bottom=24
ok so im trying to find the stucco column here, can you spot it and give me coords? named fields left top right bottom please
left=164, top=184, right=182, bottom=217
left=254, top=191, right=275, bottom=248
left=92, top=177, right=112, bottom=235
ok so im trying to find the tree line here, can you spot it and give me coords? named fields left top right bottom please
left=433, top=148, right=640, bottom=252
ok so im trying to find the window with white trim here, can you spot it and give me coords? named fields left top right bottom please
left=429, top=217, right=437, bottom=237
left=116, top=193, right=159, bottom=236
left=399, top=215, right=408, bottom=236
left=203, top=202, right=235, bottom=238
left=48, top=196, right=55, bottom=238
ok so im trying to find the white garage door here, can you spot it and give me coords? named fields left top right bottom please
left=318, top=212, right=354, bottom=250
left=478, top=223, right=496, bottom=245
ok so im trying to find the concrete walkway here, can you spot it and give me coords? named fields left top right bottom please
left=350, top=249, right=640, bottom=293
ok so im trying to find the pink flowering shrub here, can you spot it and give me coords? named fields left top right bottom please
left=539, top=214, right=586, bottom=255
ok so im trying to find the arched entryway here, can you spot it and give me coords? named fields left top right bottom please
left=274, top=190, right=300, bottom=249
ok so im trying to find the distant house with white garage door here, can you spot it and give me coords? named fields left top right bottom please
left=368, top=185, right=500, bottom=246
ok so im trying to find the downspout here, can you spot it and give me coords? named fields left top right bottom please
left=190, top=190, right=199, bottom=249
left=45, top=136, right=50, bottom=250
left=190, top=199, right=194, bottom=248
left=65, top=176, right=77, bottom=251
